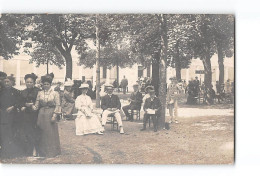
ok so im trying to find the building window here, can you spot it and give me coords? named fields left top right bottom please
left=103, top=66, right=107, bottom=78
left=138, top=66, right=144, bottom=78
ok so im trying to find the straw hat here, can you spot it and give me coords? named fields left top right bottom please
left=64, top=79, right=73, bottom=87
left=105, top=84, right=114, bottom=90
left=79, top=83, right=89, bottom=89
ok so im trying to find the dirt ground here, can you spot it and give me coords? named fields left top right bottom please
left=0, top=94, right=234, bottom=164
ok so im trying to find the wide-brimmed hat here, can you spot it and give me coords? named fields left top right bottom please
left=79, top=83, right=89, bottom=89
left=64, top=79, right=73, bottom=87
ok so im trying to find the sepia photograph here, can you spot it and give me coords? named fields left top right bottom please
left=0, top=14, right=234, bottom=164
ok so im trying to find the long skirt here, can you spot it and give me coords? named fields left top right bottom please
left=0, top=111, right=24, bottom=159
left=75, top=113, right=103, bottom=135
left=20, top=111, right=39, bottom=156
left=37, top=107, right=61, bottom=157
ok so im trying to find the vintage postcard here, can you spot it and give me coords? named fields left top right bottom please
left=0, top=14, right=234, bottom=164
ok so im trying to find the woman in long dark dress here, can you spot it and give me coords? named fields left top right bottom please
left=32, top=73, right=61, bottom=157
left=0, top=75, right=23, bottom=159
left=20, top=73, right=40, bottom=156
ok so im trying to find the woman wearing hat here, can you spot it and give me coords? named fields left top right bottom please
left=61, top=79, right=75, bottom=120
left=19, top=73, right=41, bottom=156
left=0, top=74, right=23, bottom=158
left=74, top=83, right=103, bottom=135
left=32, top=73, right=61, bottom=157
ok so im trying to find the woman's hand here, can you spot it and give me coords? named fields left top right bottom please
left=6, top=106, right=14, bottom=113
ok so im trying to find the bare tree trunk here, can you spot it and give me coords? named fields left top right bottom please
left=152, top=51, right=160, bottom=96
left=202, top=56, right=212, bottom=89
left=64, top=52, right=73, bottom=81
left=47, top=59, right=49, bottom=74
left=158, top=14, right=168, bottom=129
left=175, top=40, right=181, bottom=81
left=217, top=44, right=224, bottom=85
left=95, top=14, right=101, bottom=108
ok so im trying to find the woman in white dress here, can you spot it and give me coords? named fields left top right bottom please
left=75, top=83, right=103, bottom=135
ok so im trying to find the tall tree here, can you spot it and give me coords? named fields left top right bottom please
left=25, top=14, right=95, bottom=80
left=211, top=15, right=234, bottom=85
left=0, top=14, right=27, bottom=59
left=167, top=15, right=194, bottom=81
left=190, top=15, right=216, bottom=89
left=29, top=43, right=65, bottom=74
left=77, top=14, right=137, bottom=107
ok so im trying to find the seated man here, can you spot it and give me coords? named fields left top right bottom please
left=122, top=84, right=142, bottom=121
left=141, top=89, right=161, bottom=132
left=101, top=85, right=124, bottom=134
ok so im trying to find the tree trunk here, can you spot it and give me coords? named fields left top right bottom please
left=175, top=40, right=181, bottom=81
left=95, top=14, right=101, bottom=108
left=158, top=14, right=168, bottom=129
left=202, top=56, right=212, bottom=89
left=217, top=44, right=224, bottom=85
left=152, top=51, right=160, bottom=96
left=64, top=51, right=73, bottom=81
left=116, top=60, right=119, bottom=83
left=46, top=59, right=49, bottom=74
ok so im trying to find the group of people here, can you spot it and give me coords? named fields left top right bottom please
left=112, top=75, right=128, bottom=94
left=186, top=76, right=234, bottom=105
left=0, top=71, right=181, bottom=159
left=0, top=72, right=61, bottom=159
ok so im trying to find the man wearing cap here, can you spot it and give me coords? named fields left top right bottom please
left=122, top=84, right=142, bottom=122
left=101, top=85, right=124, bottom=134
left=166, top=77, right=179, bottom=124
left=141, top=89, right=161, bottom=132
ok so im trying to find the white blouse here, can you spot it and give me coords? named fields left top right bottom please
left=75, top=94, right=93, bottom=117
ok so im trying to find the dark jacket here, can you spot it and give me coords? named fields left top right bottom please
left=20, top=87, right=40, bottom=112
left=143, top=96, right=162, bottom=115
left=129, top=91, right=142, bottom=109
left=101, top=94, right=121, bottom=110
left=120, top=78, right=128, bottom=87
left=0, top=87, right=21, bottom=124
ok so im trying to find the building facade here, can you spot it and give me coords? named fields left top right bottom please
left=0, top=53, right=234, bottom=91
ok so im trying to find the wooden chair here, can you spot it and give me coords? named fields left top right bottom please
left=107, top=114, right=119, bottom=131
left=127, top=108, right=141, bottom=121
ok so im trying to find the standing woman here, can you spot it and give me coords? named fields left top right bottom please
left=61, top=79, right=75, bottom=120
left=32, top=73, right=61, bottom=157
left=20, top=73, right=40, bottom=156
left=0, top=75, right=23, bottom=159
left=75, top=84, right=103, bottom=136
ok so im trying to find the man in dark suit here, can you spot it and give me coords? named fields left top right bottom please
left=122, top=84, right=142, bottom=122
left=141, top=89, right=161, bottom=132
left=101, top=85, right=124, bottom=134
left=120, top=75, right=128, bottom=94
